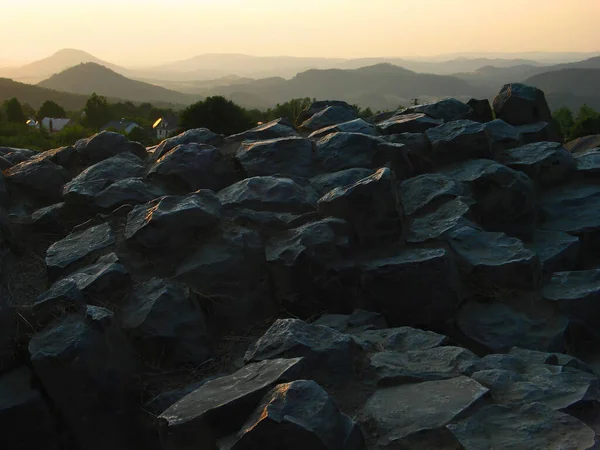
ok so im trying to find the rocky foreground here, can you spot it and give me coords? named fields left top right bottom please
left=2, top=83, right=600, bottom=449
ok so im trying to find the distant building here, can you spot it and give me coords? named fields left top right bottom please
left=26, top=119, right=38, bottom=128
left=101, top=119, right=141, bottom=134
left=40, top=117, right=72, bottom=133
left=153, top=116, right=179, bottom=140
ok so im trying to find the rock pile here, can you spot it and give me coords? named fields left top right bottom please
left=1, top=83, right=600, bottom=449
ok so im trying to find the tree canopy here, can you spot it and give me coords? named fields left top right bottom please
left=37, top=100, right=67, bottom=119
left=4, top=98, right=26, bottom=124
left=84, top=93, right=111, bottom=130
left=180, top=96, right=254, bottom=136
left=553, top=104, right=600, bottom=141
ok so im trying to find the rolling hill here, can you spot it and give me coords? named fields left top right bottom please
left=38, top=63, right=199, bottom=106
left=0, top=49, right=127, bottom=83
left=0, top=77, right=94, bottom=111
left=204, top=63, right=487, bottom=111
left=524, top=68, right=600, bottom=110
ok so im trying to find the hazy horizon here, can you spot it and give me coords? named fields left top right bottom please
left=2, top=0, right=599, bottom=66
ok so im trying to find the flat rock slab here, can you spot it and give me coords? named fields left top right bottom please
left=152, top=128, right=223, bottom=161
left=73, top=131, right=147, bottom=164
left=93, top=177, right=166, bottom=210
left=314, top=132, right=387, bottom=173
left=313, top=309, right=387, bottom=334
left=399, top=173, right=466, bottom=216
left=370, top=346, right=479, bottom=386
left=448, top=403, right=597, bottom=450
left=228, top=380, right=363, bottom=450
left=4, top=158, right=70, bottom=202
left=484, top=119, right=521, bottom=155
left=542, top=269, right=600, bottom=325
left=236, top=136, right=314, bottom=178
left=449, top=226, right=540, bottom=288
left=575, top=149, right=600, bottom=175
left=299, top=106, right=358, bottom=131
left=498, top=142, right=576, bottom=185
left=218, top=176, right=318, bottom=214
left=457, top=301, right=568, bottom=353
left=353, top=327, right=448, bottom=353
left=566, top=135, right=600, bottom=154
left=361, top=376, right=488, bottom=449
left=377, top=113, right=442, bottom=135
left=426, top=119, right=492, bottom=165
left=46, top=222, right=114, bottom=278
left=310, top=168, right=375, bottom=197
left=158, top=358, right=305, bottom=449
left=227, top=118, right=298, bottom=142
left=517, top=121, right=561, bottom=145
left=407, top=196, right=476, bottom=243
left=360, top=248, right=461, bottom=327
left=401, top=98, right=475, bottom=122
left=309, top=118, right=376, bottom=139
left=244, top=319, right=364, bottom=383
left=525, top=230, right=580, bottom=275
left=540, top=181, right=600, bottom=235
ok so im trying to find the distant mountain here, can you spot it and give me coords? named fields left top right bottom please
left=38, top=63, right=199, bottom=106
left=204, top=63, right=486, bottom=111
left=0, top=78, right=93, bottom=111
left=0, top=49, right=126, bottom=83
left=524, top=69, right=600, bottom=110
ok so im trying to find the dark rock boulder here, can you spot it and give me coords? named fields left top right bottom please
left=426, top=120, right=492, bottom=165
left=449, top=226, right=540, bottom=288
left=525, top=230, right=580, bottom=275
left=31, top=202, right=69, bottom=231
left=0, top=366, right=59, bottom=450
left=73, top=131, right=147, bottom=165
left=148, top=143, right=237, bottom=193
left=542, top=269, right=600, bottom=327
left=353, top=327, right=447, bottom=353
left=508, top=347, right=593, bottom=373
left=313, top=309, right=387, bottom=334
left=406, top=196, right=477, bottom=243
left=33, top=278, right=84, bottom=324
left=0, top=304, right=16, bottom=371
left=448, top=403, right=597, bottom=450
left=152, top=128, right=224, bottom=161
left=144, top=376, right=223, bottom=416
left=484, top=119, right=521, bottom=156
left=310, top=168, right=375, bottom=197
left=370, top=346, right=480, bottom=386
left=399, top=173, right=466, bottom=216
left=308, top=118, right=376, bottom=139
left=517, top=121, right=561, bottom=145
left=361, top=376, right=488, bottom=449
left=93, top=177, right=166, bottom=210
left=299, top=106, right=358, bottom=131
left=63, top=152, right=146, bottom=204
left=498, top=142, right=576, bottom=186
left=441, top=159, right=537, bottom=235
left=125, top=190, right=221, bottom=250
left=245, top=319, right=365, bottom=383
left=236, top=136, right=314, bottom=178
left=65, top=253, right=130, bottom=296
left=175, top=226, right=272, bottom=325
left=539, top=181, right=600, bottom=239
left=377, top=113, right=442, bottom=135
left=401, top=98, right=475, bottom=122
left=457, top=301, right=568, bottom=353
left=227, top=118, right=298, bottom=142
left=266, top=218, right=351, bottom=315
left=318, top=168, right=403, bottom=245
left=121, top=278, right=213, bottom=366
left=218, top=176, right=318, bottom=214
left=467, top=98, right=493, bottom=123
left=32, top=145, right=75, bottom=168
left=566, top=135, right=600, bottom=154
left=382, top=132, right=434, bottom=173
left=574, top=148, right=600, bottom=176
left=297, top=100, right=355, bottom=125
left=493, top=83, right=553, bottom=126
left=29, top=306, right=140, bottom=450
left=158, top=358, right=306, bottom=450
left=314, top=132, right=387, bottom=173
left=361, top=248, right=461, bottom=327
left=4, top=158, right=70, bottom=202
left=45, top=222, right=115, bottom=279
left=228, top=380, right=363, bottom=450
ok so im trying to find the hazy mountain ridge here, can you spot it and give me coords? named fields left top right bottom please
left=37, top=63, right=199, bottom=106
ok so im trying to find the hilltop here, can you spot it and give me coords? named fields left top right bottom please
left=38, top=63, right=198, bottom=106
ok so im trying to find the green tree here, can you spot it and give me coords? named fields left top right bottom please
left=269, top=98, right=312, bottom=125
left=568, top=104, right=600, bottom=140
left=4, top=98, right=26, bottom=123
left=180, top=96, right=254, bottom=135
left=84, top=93, right=112, bottom=130
left=37, top=100, right=67, bottom=119
left=552, top=107, right=575, bottom=141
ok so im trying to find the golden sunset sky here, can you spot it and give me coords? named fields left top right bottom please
left=1, top=0, right=599, bottom=65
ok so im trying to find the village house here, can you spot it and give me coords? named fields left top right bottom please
left=101, top=119, right=141, bottom=134
left=153, top=116, right=179, bottom=140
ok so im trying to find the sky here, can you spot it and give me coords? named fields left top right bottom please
left=1, top=0, right=599, bottom=66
